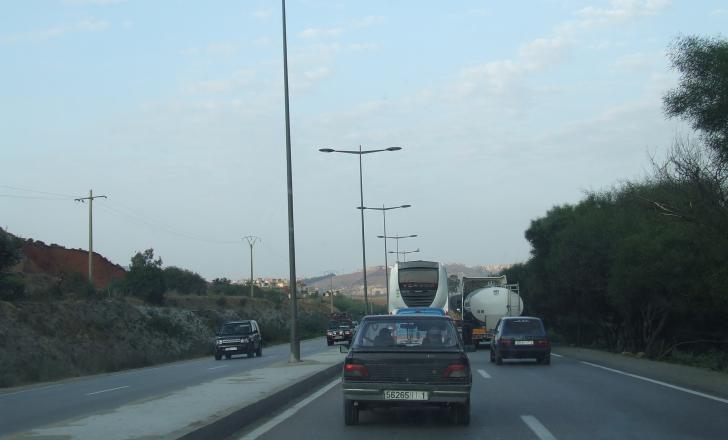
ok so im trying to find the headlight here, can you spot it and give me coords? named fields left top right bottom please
left=216, top=340, right=222, bottom=345
left=240, top=337, right=248, bottom=343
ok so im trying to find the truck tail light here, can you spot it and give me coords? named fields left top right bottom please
left=343, top=362, right=368, bottom=378
left=443, top=363, right=469, bottom=378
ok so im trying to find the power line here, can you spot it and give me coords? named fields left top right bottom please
left=0, top=184, right=76, bottom=198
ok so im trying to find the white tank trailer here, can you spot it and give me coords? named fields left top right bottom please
left=459, top=275, right=523, bottom=347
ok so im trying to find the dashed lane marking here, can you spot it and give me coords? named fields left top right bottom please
left=521, top=415, right=557, bottom=440
left=580, top=361, right=728, bottom=405
left=208, top=365, right=229, bottom=371
left=550, top=353, right=563, bottom=358
left=85, top=386, right=129, bottom=396
left=477, top=369, right=491, bottom=379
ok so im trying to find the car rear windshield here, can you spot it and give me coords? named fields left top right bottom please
left=502, top=319, right=545, bottom=337
left=221, top=323, right=252, bottom=335
left=352, top=318, right=459, bottom=350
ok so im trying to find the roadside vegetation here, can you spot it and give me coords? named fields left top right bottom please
left=503, top=36, right=728, bottom=370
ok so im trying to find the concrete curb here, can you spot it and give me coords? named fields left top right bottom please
left=178, top=361, right=343, bottom=440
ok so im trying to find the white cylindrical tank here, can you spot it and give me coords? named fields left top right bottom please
left=465, top=286, right=524, bottom=330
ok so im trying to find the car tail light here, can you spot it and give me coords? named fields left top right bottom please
left=343, top=362, right=368, bottom=378
left=442, top=363, right=469, bottom=378
left=535, top=339, right=550, bottom=347
left=500, top=338, right=513, bottom=347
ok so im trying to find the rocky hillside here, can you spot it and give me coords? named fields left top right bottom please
left=0, top=295, right=329, bottom=388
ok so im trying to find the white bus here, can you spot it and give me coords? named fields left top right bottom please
left=388, top=260, right=449, bottom=314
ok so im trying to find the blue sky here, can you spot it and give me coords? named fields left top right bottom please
left=2, top=0, right=727, bottom=280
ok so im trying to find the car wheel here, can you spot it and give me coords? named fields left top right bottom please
left=214, top=352, right=222, bottom=361
left=257, top=344, right=263, bottom=357
left=225, top=353, right=232, bottom=360
left=473, top=341, right=480, bottom=350
left=489, top=349, right=495, bottom=363
left=247, top=346, right=255, bottom=358
left=451, top=399, right=470, bottom=425
left=495, top=350, right=503, bottom=365
left=344, top=399, right=359, bottom=425
left=543, top=354, right=551, bottom=365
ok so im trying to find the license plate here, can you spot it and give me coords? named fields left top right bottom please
left=225, top=347, right=237, bottom=351
left=515, top=340, right=534, bottom=345
left=334, top=336, right=343, bottom=339
left=384, top=390, right=428, bottom=401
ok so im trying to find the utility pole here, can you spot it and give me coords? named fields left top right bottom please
left=243, top=236, right=261, bottom=298
left=74, top=189, right=107, bottom=287
left=325, top=271, right=337, bottom=313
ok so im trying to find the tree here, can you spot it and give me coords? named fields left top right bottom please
left=163, top=266, right=207, bottom=295
left=664, top=35, right=728, bottom=161
left=0, top=229, right=24, bottom=300
left=123, top=248, right=166, bottom=304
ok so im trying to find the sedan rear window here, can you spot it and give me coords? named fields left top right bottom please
left=502, top=319, right=545, bottom=337
left=353, top=318, right=459, bottom=350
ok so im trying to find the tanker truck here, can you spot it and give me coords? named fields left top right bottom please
left=459, top=275, right=523, bottom=348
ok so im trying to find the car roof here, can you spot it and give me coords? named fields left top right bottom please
left=501, top=316, right=541, bottom=321
left=224, top=320, right=254, bottom=324
left=362, top=315, right=451, bottom=321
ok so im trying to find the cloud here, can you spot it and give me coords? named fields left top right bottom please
left=182, top=42, right=238, bottom=57
left=254, top=36, right=272, bottom=46
left=614, top=52, right=661, bottom=71
left=1, top=18, right=110, bottom=44
left=186, top=69, right=256, bottom=94
left=252, top=8, right=271, bottom=19
left=575, top=0, right=670, bottom=27
left=297, top=27, right=342, bottom=39
left=77, top=18, right=110, bottom=31
left=711, top=8, right=728, bottom=16
left=353, top=15, right=385, bottom=28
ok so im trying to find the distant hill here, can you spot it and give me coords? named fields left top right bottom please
left=302, top=262, right=514, bottom=294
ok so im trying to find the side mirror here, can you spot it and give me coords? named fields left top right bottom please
left=252, top=329, right=259, bottom=334
left=464, top=344, right=476, bottom=352
left=339, top=345, right=349, bottom=353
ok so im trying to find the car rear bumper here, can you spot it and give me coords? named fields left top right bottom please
left=500, top=348, right=550, bottom=359
left=342, top=382, right=471, bottom=404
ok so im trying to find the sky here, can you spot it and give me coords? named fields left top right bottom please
left=2, top=0, right=726, bottom=281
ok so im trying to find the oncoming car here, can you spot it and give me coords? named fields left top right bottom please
left=327, top=321, right=354, bottom=346
left=213, top=320, right=263, bottom=360
left=341, top=315, right=473, bottom=425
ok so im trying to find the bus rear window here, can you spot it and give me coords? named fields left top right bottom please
left=399, top=268, right=438, bottom=290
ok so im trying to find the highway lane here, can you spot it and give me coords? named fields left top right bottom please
left=0, top=337, right=332, bottom=438
left=242, top=348, right=728, bottom=440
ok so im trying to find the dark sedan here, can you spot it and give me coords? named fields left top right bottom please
left=490, top=316, right=550, bottom=365
left=341, top=315, right=473, bottom=425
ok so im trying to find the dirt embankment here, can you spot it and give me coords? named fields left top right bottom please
left=0, top=296, right=329, bottom=388
left=18, top=241, right=125, bottom=289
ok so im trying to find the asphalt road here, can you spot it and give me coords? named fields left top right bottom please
left=242, top=348, right=728, bottom=440
left=0, top=337, right=330, bottom=438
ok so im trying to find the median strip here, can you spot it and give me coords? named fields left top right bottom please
left=580, top=361, right=728, bottom=405
left=521, top=415, right=557, bottom=440
left=85, top=386, right=129, bottom=396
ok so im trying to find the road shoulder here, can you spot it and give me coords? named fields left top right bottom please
left=555, top=346, right=728, bottom=399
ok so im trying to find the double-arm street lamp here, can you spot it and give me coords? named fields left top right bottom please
left=378, top=234, right=418, bottom=263
left=357, top=204, right=411, bottom=308
left=319, top=145, right=402, bottom=314
left=389, top=248, right=420, bottom=262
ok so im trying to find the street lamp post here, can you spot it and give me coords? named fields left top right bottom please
left=389, top=248, right=420, bottom=262
left=319, top=145, right=402, bottom=315
left=358, top=204, right=411, bottom=310
left=378, top=234, right=418, bottom=263
left=281, top=0, right=300, bottom=363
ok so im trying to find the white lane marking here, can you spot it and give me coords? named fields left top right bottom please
left=550, top=353, right=563, bottom=358
left=580, top=361, right=728, bottom=405
left=208, top=365, right=228, bottom=371
left=0, top=384, right=63, bottom=398
left=521, top=415, right=557, bottom=440
left=477, top=369, right=491, bottom=379
left=85, top=386, right=129, bottom=396
left=239, top=379, right=340, bottom=440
